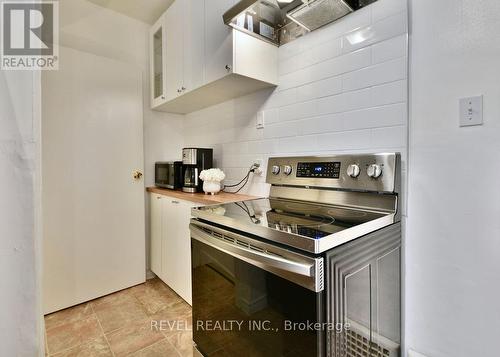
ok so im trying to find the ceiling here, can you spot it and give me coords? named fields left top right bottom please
left=86, top=0, right=174, bottom=24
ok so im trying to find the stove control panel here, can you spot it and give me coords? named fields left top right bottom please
left=266, top=153, right=400, bottom=194
left=296, top=162, right=341, bottom=179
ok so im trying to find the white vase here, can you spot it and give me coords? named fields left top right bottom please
left=203, top=180, right=221, bottom=195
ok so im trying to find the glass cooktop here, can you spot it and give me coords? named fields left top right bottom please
left=192, top=198, right=386, bottom=241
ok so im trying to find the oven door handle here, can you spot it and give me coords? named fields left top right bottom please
left=190, top=223, right=324, bottom=292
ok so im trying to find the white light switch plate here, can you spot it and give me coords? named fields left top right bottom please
left=459, top=95, right=483, bottom=127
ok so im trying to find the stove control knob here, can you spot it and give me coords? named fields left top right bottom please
left=283, top=165, right=293, bottom=176
left=346, top=164, right=360, bottom=178
left=271, top=165, right=281, bottom=175
left=367, top=164, right=383, bottom=179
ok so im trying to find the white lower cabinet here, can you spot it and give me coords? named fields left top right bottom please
left=150, top=193, right=199, bottom=305
left=150, top=194, right=163, bottom=276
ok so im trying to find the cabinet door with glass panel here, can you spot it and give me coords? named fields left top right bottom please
left=150, top=14, right=167, bottom=108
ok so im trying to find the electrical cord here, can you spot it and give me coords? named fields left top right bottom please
left=234, top=201, right=261, bottom=224
left=222, top=164, right=259, bottom=194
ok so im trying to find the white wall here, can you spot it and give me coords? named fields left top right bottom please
left=0, top=69, right=42, bottom=355
left=185, top=0, right=408, bottom=199
left=407, top=1, right=500, bottom=356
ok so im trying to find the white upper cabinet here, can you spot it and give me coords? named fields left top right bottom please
left=150, top=0, right=278, bottom=114
left=165, top=0, right=184, bottom=101
left=149, top=14, right=167, bottom=108
left=183, top=0, right=205, bottom=93
left=204, top=0, right=235, bottom=84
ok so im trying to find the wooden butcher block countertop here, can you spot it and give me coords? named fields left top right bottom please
left=146, top=187, right=261, bottom=205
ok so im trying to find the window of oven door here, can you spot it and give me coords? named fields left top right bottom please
left=191, top=238, right=325, bottom=357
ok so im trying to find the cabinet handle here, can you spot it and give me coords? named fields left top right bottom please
left=177, top=89, right=182, bottom=93
left=225, top=64, right=231, bottom=71
left=181, top=86, right=186, bottom=91
left=156, top=196, right=162, bottom=200
left=171, top=200, right=180, bottom=204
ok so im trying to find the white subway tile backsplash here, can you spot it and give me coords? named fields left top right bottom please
left=316, top=88, right=373, bottom=116
left=279, top=37, right=304, bottom=62
left=278, top=135, right=319, bottom=153
left=264, top=88, right=297, bottom=109
left=313, top=47, right=372, bottom=82
left=278, top=47, right=371, bottom=91
left=299, top=113, right=345, bottom=135
left=278, top=100, right=317, bottom=121
left=234, top=125, right=263, bottom=142
left=371, top=125, right=407, bottom=148
left=371, top=0, right=408, bottom=23
left=261, top=108, right=279, bottom=124
left=342, top=57, right=406, bottom=91
left=371, top=80, right=407, bottom=106
left=221, top=154, right=256, bottom=168
left=222, top=142, right=248, bottom=155
left=184, top=3, right=408, bottom=197
left=279, top=38, right=343, bottom=76
left=233, top=114, right=256, bottom=128
left=247, top=139, right=277, bottom=154
left=343, top=103, right=407, bottom=130
left=309, top=38, right=343, bottom=65
left=342, top=11, right=407, bottom=54
left=296, top=75, right=343, bottom=102
left=372, top=34, right=407, bottom=64
left=317, top=129, right=372, bottom=151
left=264, top=121, right=298, bottom=139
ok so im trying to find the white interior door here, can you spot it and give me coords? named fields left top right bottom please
left=42, top=46, right=146, bottom=314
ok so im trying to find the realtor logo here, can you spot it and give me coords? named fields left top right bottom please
left=1, top=0, right=58, bottom=70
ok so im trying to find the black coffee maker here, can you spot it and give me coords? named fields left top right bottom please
left=182, top=148, right=213, bottom=193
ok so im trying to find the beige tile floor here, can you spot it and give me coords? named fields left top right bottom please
left=44, top=278, right=193, bottom=356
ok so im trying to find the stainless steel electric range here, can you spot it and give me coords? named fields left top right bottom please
left=190, top=153, right=402, bottom=357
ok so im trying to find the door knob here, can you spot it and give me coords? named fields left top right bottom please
left=133, top=170, right=143, bottom=180
left=225, top=64, right=231, bottom=71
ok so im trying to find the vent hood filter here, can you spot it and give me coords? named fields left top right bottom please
left=287, top=0, right=353, bottom=32
left=223, top=0, right=376, bottom=46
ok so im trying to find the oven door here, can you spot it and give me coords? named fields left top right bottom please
left=190, top=220, right=325, bottom=357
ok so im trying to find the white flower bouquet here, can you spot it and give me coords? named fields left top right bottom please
left=199, top=168, right=225, bottom=195
left=199, top=168, right=226, bottom=182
